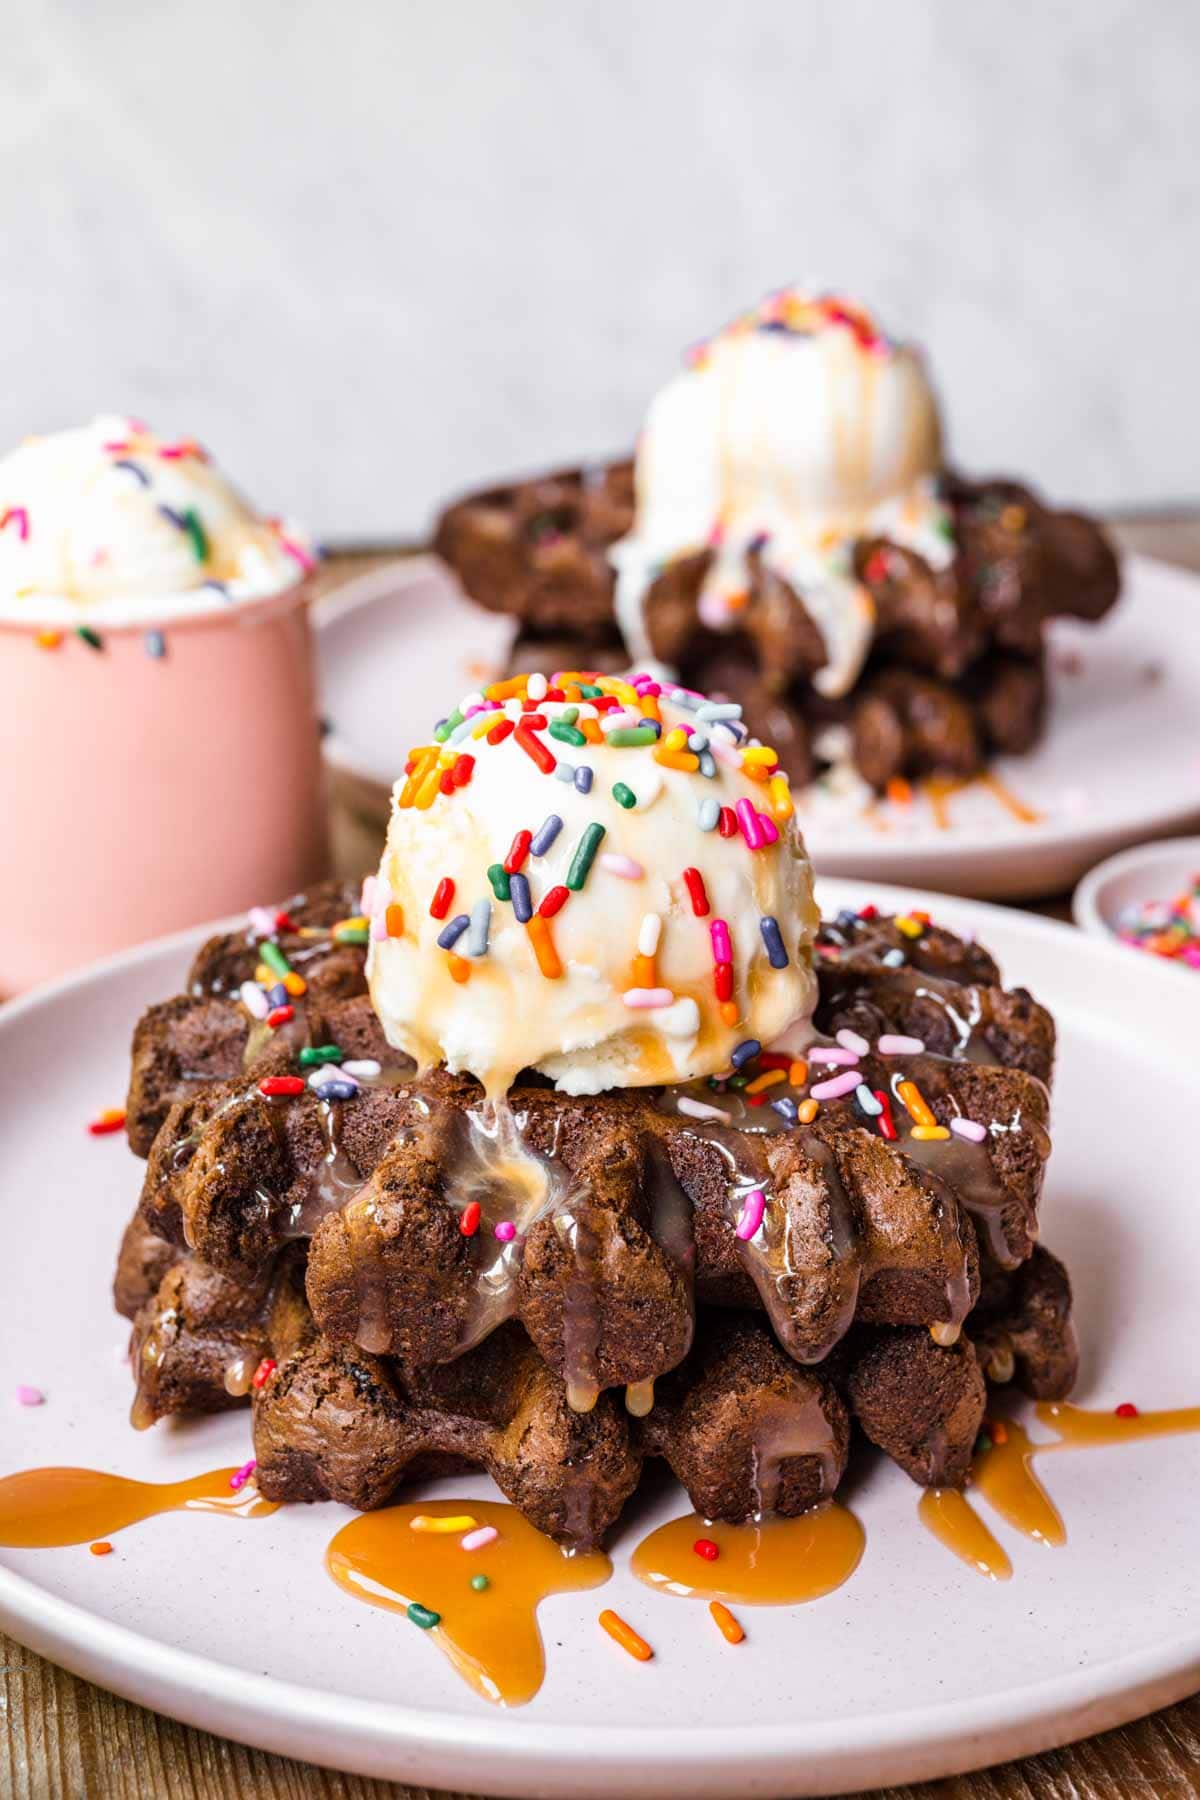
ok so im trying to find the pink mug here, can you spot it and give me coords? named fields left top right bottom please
left=0, top=581, right=329, bottom=993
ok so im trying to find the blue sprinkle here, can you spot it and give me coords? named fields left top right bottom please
left=669, top=691, right=702, bottom=712
left=697, top=796, right=721, bottom=832
left=687, top=728, right=709, bottom=751
left=466, top=898, right=491, bottom=957
left=835, top=909, right=859, bottom=930
left=759, top=916, right=789, bottom=969
left=144, top=629, right=166, bottom=659
left=267, top=982, right=289, bottom=1008
left=204, top=579, right=231, bottom=601
left=158, top=503, right=186, bottom=531
left=574, top=766, right=594, bottom=794
left=448, top=715, right=477, bottom=745
left=437, top=914, right=470, bottom=950
left=731, top=1038, right=761, bottom=1070
left=882, top=948, right=907, bottom=968
left=510, top=872, right=532, bottom=923
left=530, top=814, right=563, bottom=856
left=318, top=1078, right=358, bottom=1102
left=554, top=761, right=577, bottom=783
left=698, top=750, right=717, bottom=779
left=856, top=1084, right=883, bottom=1117
left=113, top=458, right=150, bottom=486
left=771, top=1096, right=799, bottom=1124
left=696, top=701, right=743, bottom=722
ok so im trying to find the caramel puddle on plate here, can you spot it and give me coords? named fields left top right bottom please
left=325, top=1497, right=611, bottom=1706
left=0, top=1466, right=277, bottom=1547
left=920, top=1400, right=1200, bottom=1580
left=631, top=1502, right=864, bottom=1604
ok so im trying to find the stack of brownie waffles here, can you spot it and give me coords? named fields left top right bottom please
left=434, top=289, right=1120, bottom=799
left=115, top=670, right=1077, bottom=1548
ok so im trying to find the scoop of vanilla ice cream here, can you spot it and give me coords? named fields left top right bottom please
left=0, top=415, right=314, bottom=626
left=611, top=288, right=954, bottom=696
left=367, top=673, right=819, bottom=1099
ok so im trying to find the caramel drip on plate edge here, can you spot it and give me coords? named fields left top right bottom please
left=2, top=1400, right=1199, bottom=1704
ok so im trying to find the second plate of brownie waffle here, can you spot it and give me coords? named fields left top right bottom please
left=2, top=880, right=1199, bottom=1796
left=316, top=553, right=1200, bottom=901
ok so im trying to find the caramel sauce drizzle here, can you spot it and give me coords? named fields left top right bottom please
left=920, top=1400, right=1200, bottom=1580
left=631, top=1504, right=864, bottom=1605
left=325, top=1498, right=610, bottom=1706
left=918, top=772, right=1043, bottom=831
left=0, top=1465, right=276, bottom=1547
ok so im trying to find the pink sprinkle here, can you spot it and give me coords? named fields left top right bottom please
left=735, top=1187, right=766, bottom=1241
left=709, top=736, right=743, bottom=772
left=494, top=1220, right=517, bottom=1242
left=755, top=811, right=779, bottom=846
left=623, top=987, right=675, bottom=1009
left=0, top=506, right=30, bottom=541
left=810, top=1070, right=863, bottom=1101
left=371, top=910, right=389, bottom=941
left=950, top=1117, right=987, bottom=1143
left=810, top=1045, right=860, bottom=1067
left=735, top=798, right=763, bottom=848
left=878, top=1034, right=926, bottom=1055
left=599, top=853, right=645, bottom=880
left=248, top=905, right=276, bottom=937
left=836, top=1028, right=870, bottom=1057
left=278, top=531, right=318, bottom=573
left=710, top=919, right=733, bottom=963
left=360, top=874, right=378, bottom=916
left=461, top=1524, right=499, bottom=1551
left=229, top=1458, right=257, bottom=1491
left=16, top=1385, right=44, bottom=1406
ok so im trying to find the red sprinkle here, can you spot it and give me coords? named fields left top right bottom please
left=486, top=718, right=514, bottom=746
left=452, top=754, right=475, bottom=788
left=258, top=1075, right=305, bottom=1098
left=682, top=867, right=710, bottom=917
left=1115, top=1402, right=1139, bottom=1419
left=515, top=724, right=556, bottom=774
left=746, top=1093, right=768, bottom=1108
left=439, top=768, right=456, bottom=796
left=521, top=712, right=548, bottom=729
left=266, top=1005, right=294, bottom=1029
left=430, top=877, right=455, bottom=919
left=874, top=1088, right=897, bottom=1142
left=858, top=904, right=878, bottom=921
left=274, top=910, right=299, bottom=932
left=504, top=829, right=533, bottom=873
left=713, top=962, right=733, bottom=1002
left=460, top=1200, right=482, bottom=1236
left=693, top=1538, right=719, bottom=1561
left=717, top=806, right=737, bottom=839
left=538, top=884, right=570, bottom=918
left=252, top=1358, right=277, bottom=1389
left=87, top=1109, right=126, bottom=1137
left=757, top=1053, right=793, bottom=1071
left=593, top=695, right=621, bottom=712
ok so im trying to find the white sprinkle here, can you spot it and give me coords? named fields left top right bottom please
left=527, top=672, right=548, bottom=701
left=696, top=701, right=743, bottom=722
left=836, top=1028, right=871, bottom=1057
left=855, top=1084, right=883, bottom=1115
left=342, top=1059, right=382, bottom=1079
left=676, top=1096, right=732, bottom=1124
left=638, top=912, right=662, bottom=956
left=623, top=987, right=675, bottom=1009
left=878, top=1034, right=926, bottom=1055
left=461, top=1524, right=498, bottom=1551
left=239, top=980, right=269, bottom=1020
left=950, top=1116, right=988, bottom=1143
left=598, top=852, right=645, bottom=880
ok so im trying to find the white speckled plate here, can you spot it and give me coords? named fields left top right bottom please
left=2, top=882, right=1199, bottom=1794
left=316, top=554, right=1200, bottom=900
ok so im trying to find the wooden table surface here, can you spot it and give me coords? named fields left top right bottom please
left=6, top=513, right=1200, bottom=1800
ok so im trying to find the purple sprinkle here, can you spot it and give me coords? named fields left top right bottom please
left=574, top=766, right=593, bottom=794
left=530, top=813, right=563, bottom=856
left=158, top=502, right=187, bottom=531
left=730, top=1038, right=761, bottom=1069
left=759, top=916, right=788, bottom=968
left=510, top=871, right=532, bottom=922
left=437, top=913, right=470, bottom=950
left=113, top=458, right=150, bottom=486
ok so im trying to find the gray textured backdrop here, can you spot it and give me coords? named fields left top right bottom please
left=4, top=0, right=1197, bottom=542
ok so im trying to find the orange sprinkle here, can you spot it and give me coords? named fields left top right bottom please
left=639, top=693, right=662, bottom=724
left=709, top=1600, right=744, bottom=1644
left=633, top=952, right=657, bottom=989
left=741, top=762, right=770, bottom=784
left=989, top=1420, right=1009, bottom=1446
left=599, top=1609, right=653, bottom=1662
left=484, top=676, right=526, bottom=701
left=446, top=952, right=471, bottom=984
left=527, top=914, right=563, bottom=979
left=886, top=776, right=913, bottom=807
left=398, top=746, right=438, bottom=808
left=897, top=1079, right=936, bottom=1128
left=768, top=774, right=794, bottom=820
left=580, top=718, right=604, bottom=745
left=719, top=1000, right=739, bottom=1027
left=744, top=1069, right=786, bottom=1094
left=788, top=1059, right=808, bottom=1087
left=90, top=1541, right=114, bottom=1557
left=35, top=629, right=63, bottom=650
left=798, top=1098, right=819, bottom=1124
left=385, top=902, right=405, bottom=938
left=725, top=588, right=749, bottom=612
left=282, top=972, right=307, bottom=998
left=655, top=748, right=701, bottom=773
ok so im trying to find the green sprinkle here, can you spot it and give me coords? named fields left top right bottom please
left=259, top=941, right=293, bottom=978
left=182, top=508, right=209, bottom=563
left=487, top=862, right=512, bottom=902
left=559, top=705, right=579, bottom=725
left=550, top=721, right=586, bottom=747
left=974, top=1432, right=993, bottom=1457
left=299, top=1044, right=343, bottom=1066
left=566, top=822, right=606, bottom=891
left=76, top=625, right=104, bottom=651
left=434, top=709, right=464, bottom=744
left=407, top=1601, right=441, bottom=1630
left=606, top=726, right=658, bottom=748
left=470, top=1574, right=490, bottom=1592
left=333, top=924, right=369, bottom=946
left=729, top=1074, right=748, bottom=1089
left=578, top=683, right=603, bottom=697
left=612, top=782, right=637, bottom=810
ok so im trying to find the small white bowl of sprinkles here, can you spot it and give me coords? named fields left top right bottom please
left=1072, top=837, right=1200, bottom=968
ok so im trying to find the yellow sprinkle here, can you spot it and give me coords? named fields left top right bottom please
left=895, top=914, right=924, bottom=939
left=744, top=1069, right=786, bottom=1094
left=332, top=915, right=368, bottom=934
left=398, top=747, right=438, bottom=808
left=896, top=1079, right=937, bottom=1128
left=472, top=712, right=499, bottom=738
left=788, top=1059, right=808, bottom=1087
left=601, top=679, right=640, bottom=705
left=410, top=1513, right=479, bottom=1534
left=768, top=774, right=794, bottom=820
left=709, top=1600, right=745, bottom=1644
left=798, top=1098, right=819, bottom=1124
left=741, top=745, right=779, bottom=767
left=254, top=962, right=273, bottom=985
left=662, top=726, right=689, bottom=752
left=911, top=1124, right=950, bottom=1141
left=414, top=760, right=445, bottom=810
